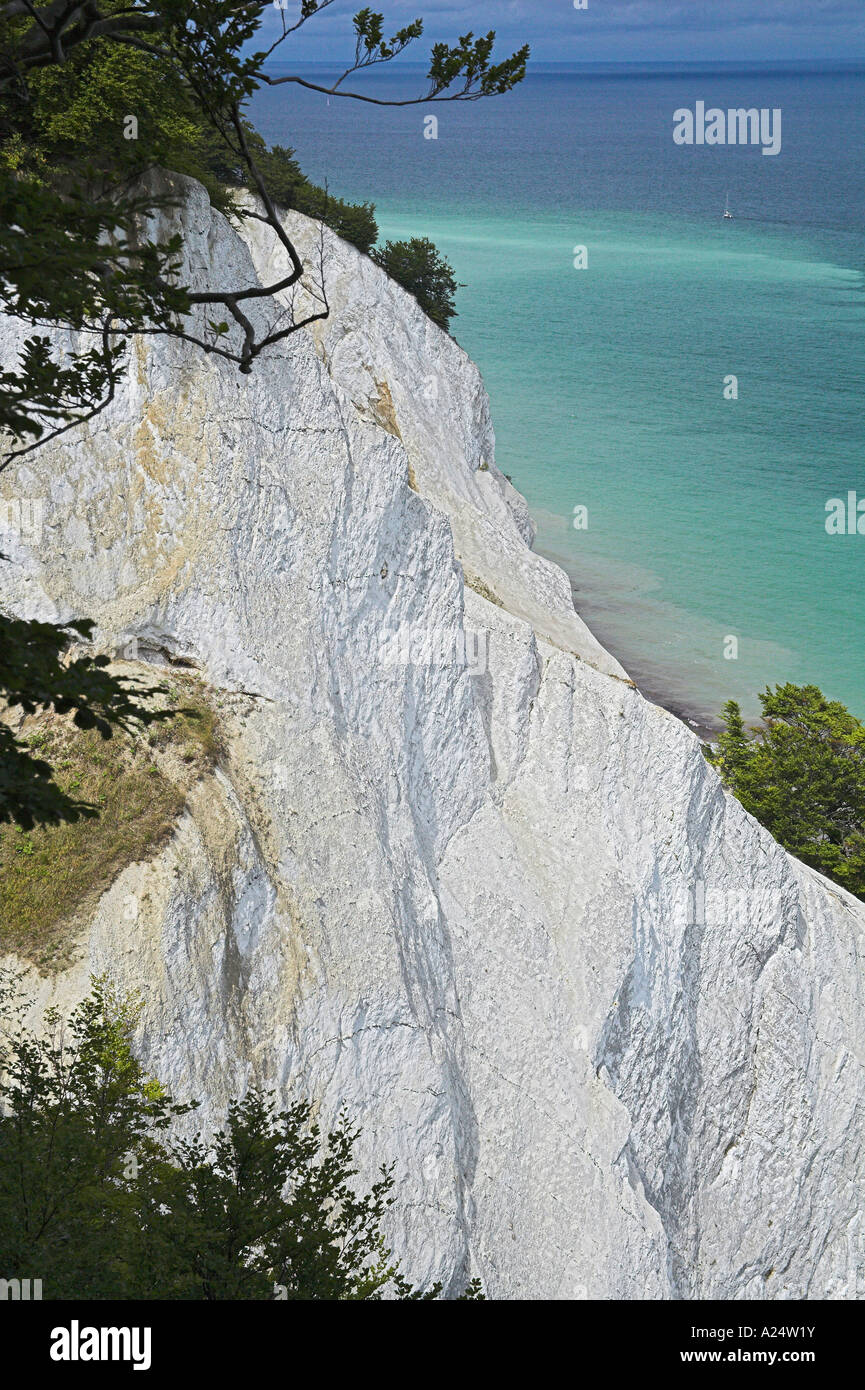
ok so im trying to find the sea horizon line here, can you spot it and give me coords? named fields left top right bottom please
left=260, top=58, right=865, bottom=73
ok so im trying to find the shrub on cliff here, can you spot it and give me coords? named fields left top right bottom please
left=708, top=684, right=865, bottom=899
left=241, top=137, right=379, bottom=255
left=372, top=237, right=461, bottom=331
left=0, top=975, right=484, bottom=1300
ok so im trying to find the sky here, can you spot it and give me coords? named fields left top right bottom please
left=259, top=0, right=865, bottom=66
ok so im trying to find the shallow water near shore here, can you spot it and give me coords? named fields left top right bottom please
left=251, top=62, right=865, bottom=725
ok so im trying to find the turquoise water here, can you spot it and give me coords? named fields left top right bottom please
left=251, top=64, right=865, bottom=726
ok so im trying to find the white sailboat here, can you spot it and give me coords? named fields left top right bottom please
left=723, top=191, right=733, bottom=220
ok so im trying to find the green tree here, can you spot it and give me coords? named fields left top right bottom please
left=2, top=26, right=380, bottom=252
left=373, top=237, right=461, bottom=330
left=0, top=973, right=484, bottom=1299
left=0, top=973, right=192, bottom=1298
left=707, top=684, right=865, bottom=898
left=3, top=20, right=226, bottom=201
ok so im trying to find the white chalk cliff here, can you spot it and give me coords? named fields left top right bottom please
left=2, top=174, right=863, bottom=1299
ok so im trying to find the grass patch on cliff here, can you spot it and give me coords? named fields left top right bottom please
left=0, top=676, right=221, bottom=970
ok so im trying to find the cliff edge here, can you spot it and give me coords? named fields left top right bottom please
left=1, top=174, right=863, bottom=1299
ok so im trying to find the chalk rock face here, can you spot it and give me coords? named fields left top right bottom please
left=2, top=175, right=863, bottom=1300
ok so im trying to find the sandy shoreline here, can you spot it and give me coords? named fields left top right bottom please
left=542, top=548, right=724, bottom=746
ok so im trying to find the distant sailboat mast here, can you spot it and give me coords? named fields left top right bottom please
left=723, top=190, right=733, bottom=219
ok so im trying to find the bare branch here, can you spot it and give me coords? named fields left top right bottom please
left=257, top=0, right=336, bottom=63
left=259, top=72, right=495, bottom=104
